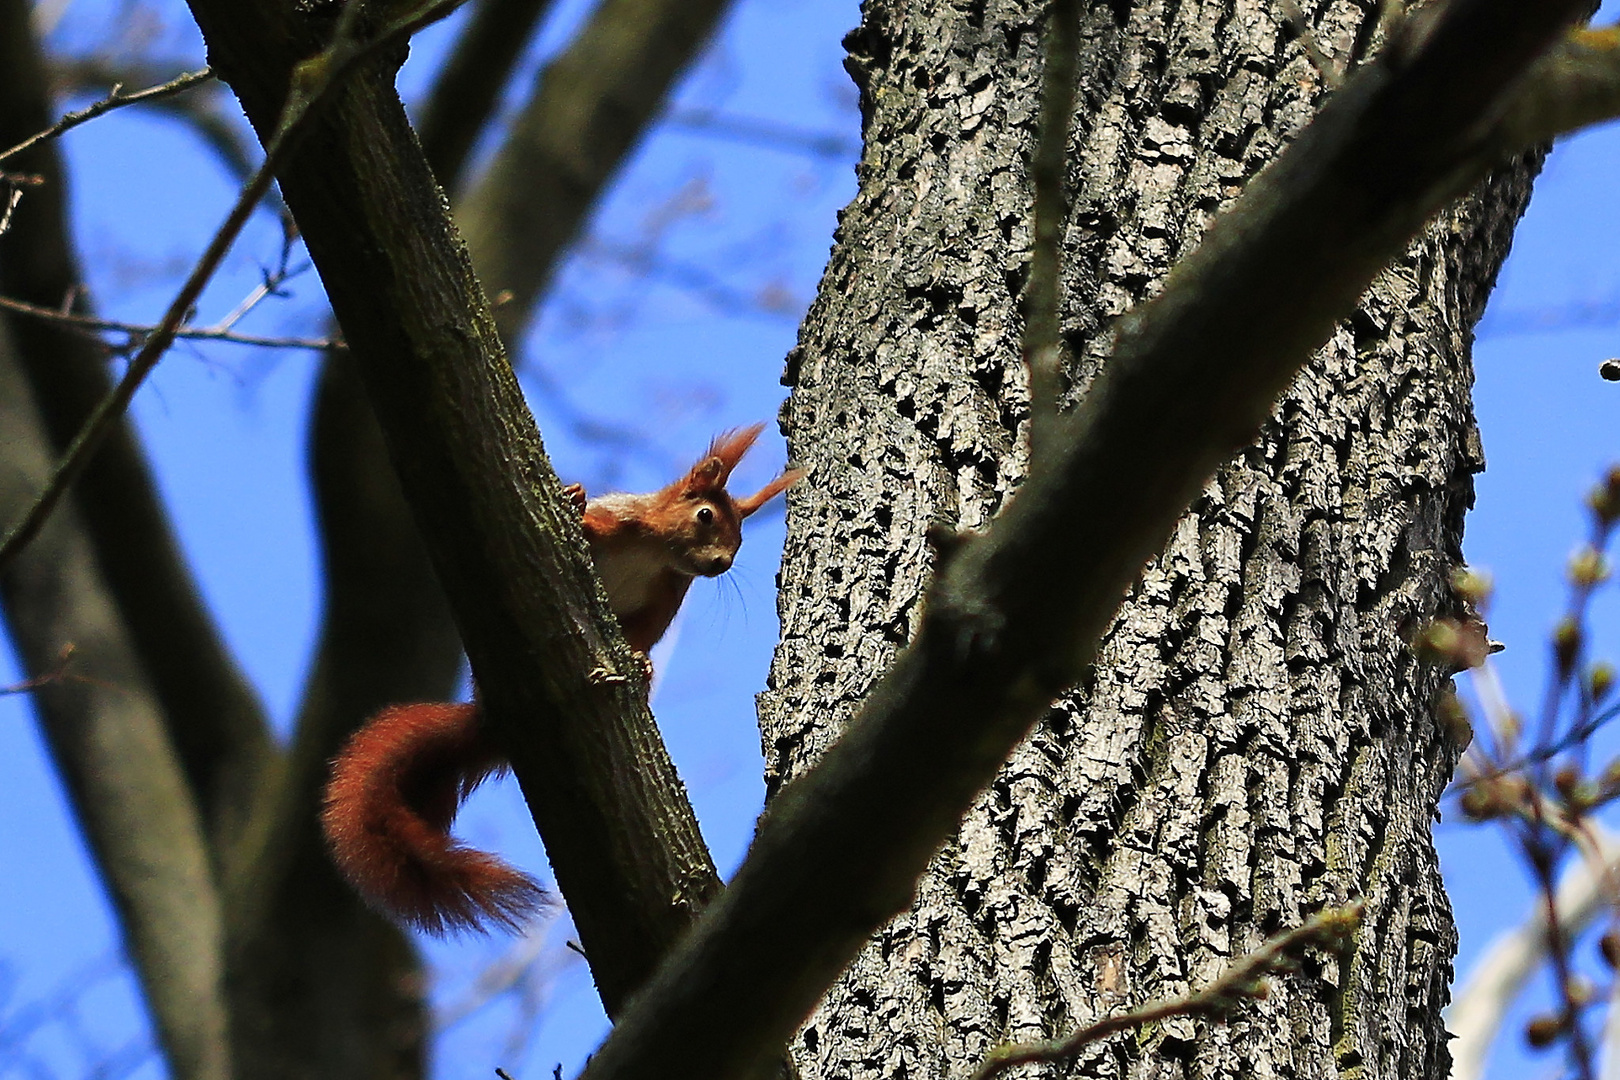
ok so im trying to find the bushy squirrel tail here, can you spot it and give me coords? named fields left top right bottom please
left=321, top=702, right=545, bottom=934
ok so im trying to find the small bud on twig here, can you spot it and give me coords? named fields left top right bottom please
left=1555, top=617, right=1583, bottom=678
left=1451, top=567, right=1493, bottom=606
left=1525, top=1013, right=1563, bottom=1049
left=1554, top=764, right=1581, bottom=800
left=1591, top=661, right=1616, bottom=703
left=1569, top=546, right=1609, bottom=588
left=1600, top=929, right=1620, bottom=970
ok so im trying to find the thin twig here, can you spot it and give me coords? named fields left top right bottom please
left=1446, top=825, right=1620, bottom=1080
left=1452, top=694, right=1620, bottom=796
left=968, top=904, right=1364, bottom=1080
left=662, top=109, right=860, bottom=160
left=1023, top=0, right=1081, bottom=456
left=0, top=644, right=77, bottom=696
left=0, top=294, right=339, bottom=352
left=0, top=181, right=30, bottom=236
left=0, top=0, right=467, bottom=574
left=1521, top=811, right=1598, bottom=1080
left=0, top=67, right=214, bottom=164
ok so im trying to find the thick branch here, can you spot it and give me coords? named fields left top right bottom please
left=456, top=0, right=734, bottom=346
left=0, top=320, right=229, bottom=1080
left=574, top=1, right=1590, bottom=1078
left=1492, top=28, right=1620, bottom=152
left=236, top=0, right=721, bottom=1018
left=416, top=0, right=555, bottom=191
left=232, top=0, right=556, bottom=952
left=181, top=0, right=719, bottom=1016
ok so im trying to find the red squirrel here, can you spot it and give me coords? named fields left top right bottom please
left=321, top=425, right=800, bottom=934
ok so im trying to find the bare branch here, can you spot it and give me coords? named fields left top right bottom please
left=970, top=905, right=1364, bottom=1080
left=0, top=321, right=229, bottom=1080
left=0, top=0, right=273, bottom=846
left=416, top=0, right=556, bottom=191
left=0, top=293, right=340, bottom=352
left=0, top=65, right=212, bottom=164
left=0, top=173, right=39, bottom=236
left=457, top=0, right=737, bottom=347
left=186, top=0, right=723, bottom=1020
left=1447, top=825, right=1620, bottom=1080
left=662, top=109, right=859, bottom=160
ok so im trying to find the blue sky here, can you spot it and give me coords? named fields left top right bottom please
left=2, top=1, right=1618, bottom=1077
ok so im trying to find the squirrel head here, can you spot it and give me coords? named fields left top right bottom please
left=656, top=424, right=803, bottom=578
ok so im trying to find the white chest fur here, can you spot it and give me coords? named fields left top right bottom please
left=594, top=540, right=676, bottom=615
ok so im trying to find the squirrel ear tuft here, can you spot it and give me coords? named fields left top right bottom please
left=704, top=423, right=766, bottom=484
left=736, top=467, right=806, bottom=518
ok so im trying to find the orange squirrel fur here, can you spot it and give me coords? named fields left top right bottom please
left=321, top=425, right=800, bottom=934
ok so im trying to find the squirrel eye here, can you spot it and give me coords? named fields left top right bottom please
left=697, top=506, right=715, bottom=524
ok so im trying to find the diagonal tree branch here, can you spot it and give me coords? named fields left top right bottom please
left=180, top=0, right=721, bottom=1019
left=570, top=1, right=1596, bottom=1078
left=240, top=0, right=563, bottom=941
left=416, top=0, right=557, bottom=190
left=456, top=0, right=736, bottom=348
left=232, top=0, right=728, bottom=1046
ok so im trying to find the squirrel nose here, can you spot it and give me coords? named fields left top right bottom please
left=706, top=553, right=733, bottom=575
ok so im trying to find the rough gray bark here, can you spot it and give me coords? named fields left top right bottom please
left=761, top=1, right=1533, bottom=1078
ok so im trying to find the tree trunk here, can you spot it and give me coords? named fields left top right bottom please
left=762, top=1, right=1534, bottom=1076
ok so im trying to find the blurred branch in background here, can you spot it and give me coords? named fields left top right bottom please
left=1448, top=825, right=1620, bottom=1080
left=1434, top=465, right=1620, bottom=1080
left=0, top=954, right=153, bottom=1080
